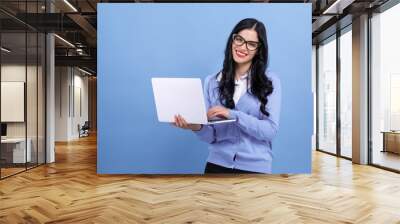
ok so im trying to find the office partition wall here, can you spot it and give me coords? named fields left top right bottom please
left=0, top=1, right=47, bottom=179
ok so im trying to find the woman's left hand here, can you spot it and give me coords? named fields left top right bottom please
left=207, top=106, right=231, bottom=119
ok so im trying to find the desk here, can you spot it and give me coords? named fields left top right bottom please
left=381, top=131, right=400, bottom=154
left=1, top=138, right=32, bottom=163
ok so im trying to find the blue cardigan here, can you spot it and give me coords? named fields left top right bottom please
left=193, top=71, right=281, bottom=173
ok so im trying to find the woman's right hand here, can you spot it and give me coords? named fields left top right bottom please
left=172, top=114, right=202, bottom=131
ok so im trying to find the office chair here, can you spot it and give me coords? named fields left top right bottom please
left=78, top=121, right=90, bottom=138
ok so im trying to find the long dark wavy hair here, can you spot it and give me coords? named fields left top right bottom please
left=218, top=18, right=273, bottom=117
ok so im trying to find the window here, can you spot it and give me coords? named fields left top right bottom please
left=339, top=27, right=352, bottom=158
left=317, top=35, right=337, bottom=154
left=370, top=2, right=400, bottom=171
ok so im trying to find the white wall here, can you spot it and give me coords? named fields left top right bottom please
left=55, top=66, right=70, bottom=141
left=1, top=63, right=46, bottom=164
left=71, top=72, right=89, bottom=138
left=1, top=65, right=40, bottom=138
left=1, top=65, right=26, bottom=133
left=55, top=67, right=89, bottom=141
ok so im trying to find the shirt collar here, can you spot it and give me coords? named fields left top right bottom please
left=216, top=71, right=250, bottom=82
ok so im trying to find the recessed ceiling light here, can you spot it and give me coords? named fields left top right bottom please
left=78, top=67, right=93, bottom=76
left=63, top=0, right=78, bottom=12
left=1, top=47, right=11, bottom=53
left=54, top=34, right=75, bottom=48
left=322, top=0, right=354, bottom=15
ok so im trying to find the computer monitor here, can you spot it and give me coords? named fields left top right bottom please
left=1, top=123, right=7, bottom=137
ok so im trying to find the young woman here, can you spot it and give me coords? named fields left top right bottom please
left=173, top=18, right=281, bottom=174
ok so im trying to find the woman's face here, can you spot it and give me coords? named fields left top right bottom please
left=231, top=28, right=259, bottom=65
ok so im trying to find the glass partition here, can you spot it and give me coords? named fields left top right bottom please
left=371, top=3, right=400, bottom=171
left=317, top=35, right=337, bottom=155
left=0, top=1, right=46, bottom=179
left=339, top=27, right=352, bottom=158
left=1, top=30, right=28, bottom=177
left=27, top=30, right=38, bottom=169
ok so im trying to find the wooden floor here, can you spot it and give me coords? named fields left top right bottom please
left=1, top=134, right=400, bottom=224
left=373, top=150, right=400, bottom=171
left=0, top=167, right=26, bottom=178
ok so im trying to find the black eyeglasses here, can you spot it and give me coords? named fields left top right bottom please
left=232, top=34, right=261, bottom=51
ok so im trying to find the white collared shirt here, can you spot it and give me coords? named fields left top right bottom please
left=217, top=72, right=250, bottom=105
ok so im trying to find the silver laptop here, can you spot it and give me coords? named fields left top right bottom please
left=151, top=77, right=236, bottom=125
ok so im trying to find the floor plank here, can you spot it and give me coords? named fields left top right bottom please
left=1, top=134, right=400, bottom=224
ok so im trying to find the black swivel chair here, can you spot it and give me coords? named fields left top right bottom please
left=78, top=121, right=90, bottom=138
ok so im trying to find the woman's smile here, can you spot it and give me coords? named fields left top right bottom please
left=235, top=49, right=248, bottom=58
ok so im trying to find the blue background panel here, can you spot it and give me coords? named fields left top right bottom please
left=98, top=3, right=312, bottom=174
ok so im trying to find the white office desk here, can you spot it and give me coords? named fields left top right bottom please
left=1, top=138, right=32, bottom=163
